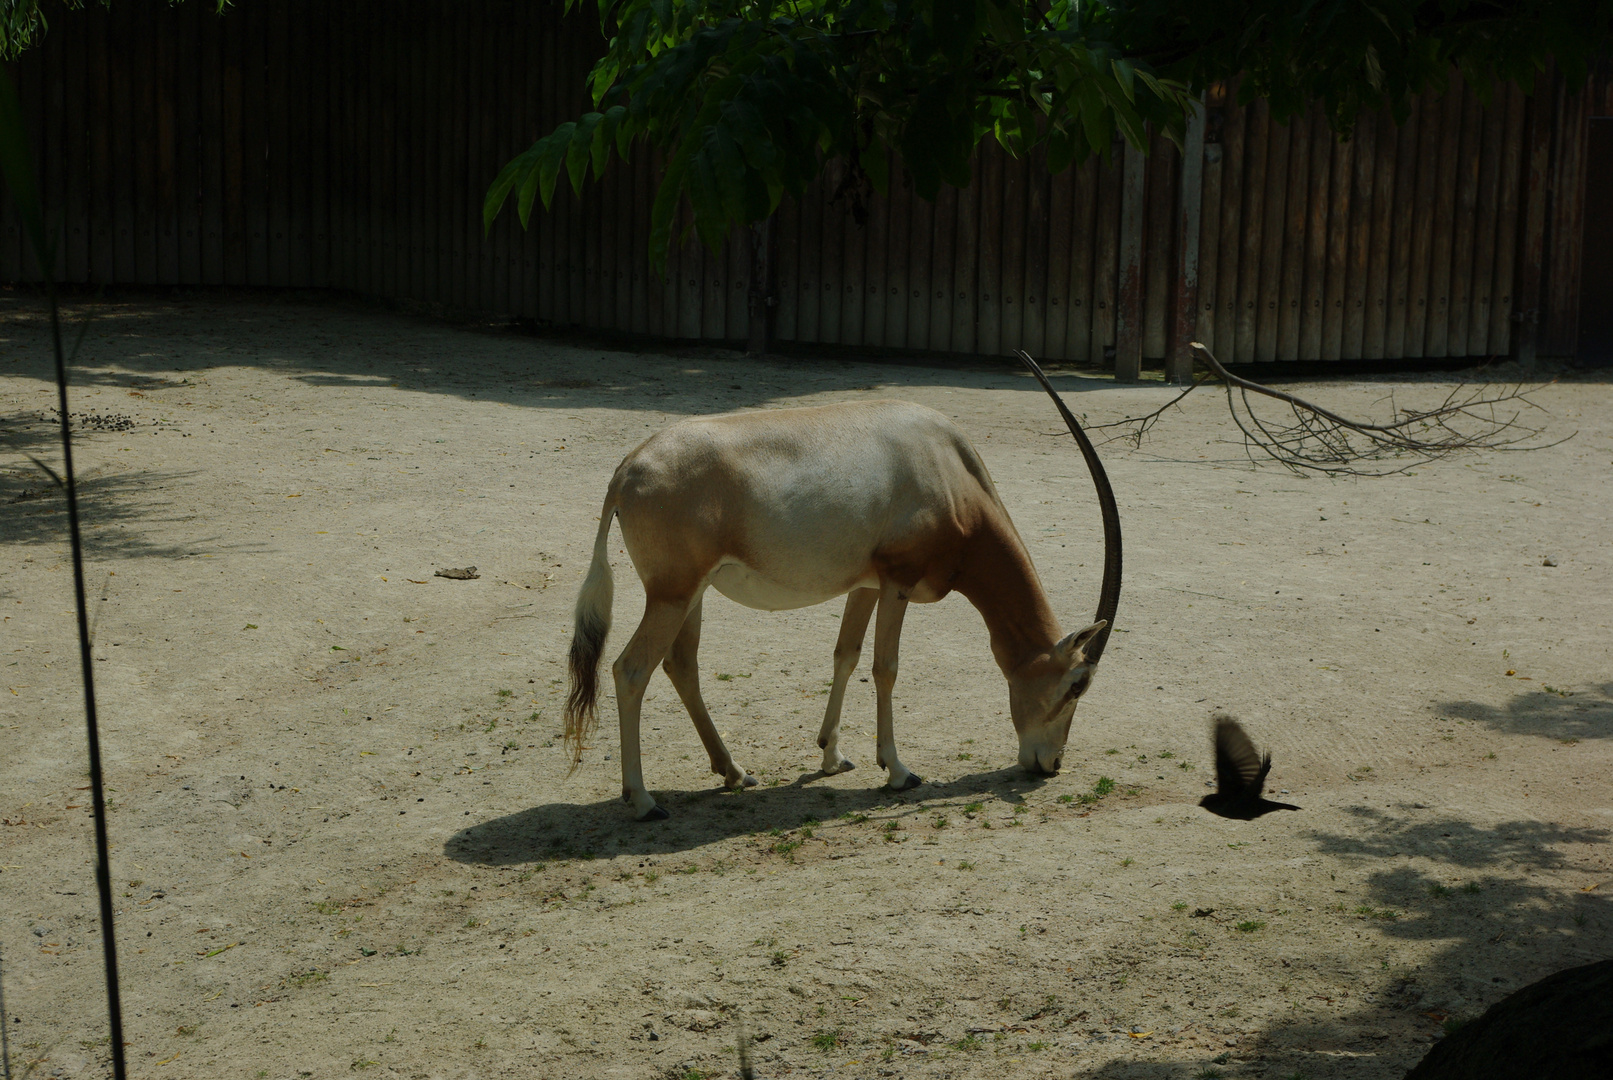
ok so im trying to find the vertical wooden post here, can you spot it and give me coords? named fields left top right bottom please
left=1168, top=100, right=1206, bottom=383
left=1514, top=67, right=1555, bottom=366
left=746, top=215, right=774, bottom=356
left=1115, top=139, right=1147, bottom=381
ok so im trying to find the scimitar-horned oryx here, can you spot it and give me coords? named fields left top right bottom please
left=564, top=351, right=1121, bottom=820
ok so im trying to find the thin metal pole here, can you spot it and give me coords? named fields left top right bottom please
left=1, top=64, right=127, bottom=1077
left=47, top=279, right=128, bottom=1080
left=0, top=939, right=13, bottom=1080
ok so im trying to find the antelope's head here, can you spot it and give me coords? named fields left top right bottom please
left=1011, top=350, right=1123, bottom=776
left=1010, top=620, right=1107, bottom=774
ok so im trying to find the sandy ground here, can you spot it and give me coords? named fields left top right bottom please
left=1, top=294, right=1610, bottom=1080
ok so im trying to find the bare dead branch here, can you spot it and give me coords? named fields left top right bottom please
left=1048, top=343, right=1570, bottom=476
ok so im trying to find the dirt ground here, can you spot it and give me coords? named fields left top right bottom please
left=1, top=294, right=1610, bottom=1080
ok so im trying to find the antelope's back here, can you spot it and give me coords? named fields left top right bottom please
left=611, top=401, right=1006, bottom=598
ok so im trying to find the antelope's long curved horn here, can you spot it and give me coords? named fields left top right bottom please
left=1014, top=350, right=1122, bottom=665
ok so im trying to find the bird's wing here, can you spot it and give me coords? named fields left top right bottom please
left=1213, top=716, right=1265, bottom=794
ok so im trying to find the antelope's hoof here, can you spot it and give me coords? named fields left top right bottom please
left=888, top=773, right=923, bottom=792
left=835, top=758, right=856, bottom=773
left=636, top=804, right=670, bottom=822
left=741, top=774, right=759, bottom=788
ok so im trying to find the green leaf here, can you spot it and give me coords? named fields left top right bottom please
left=565, top=112, right=606, bottom=195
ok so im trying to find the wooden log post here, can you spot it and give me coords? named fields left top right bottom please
left=1114, top=139, right=1147, bottom=381
left=745, top=215, right=775, bottom=357
left=1168, top=100, right=1207, bottom=384
left=1514, top=67, right=1556, bottom=367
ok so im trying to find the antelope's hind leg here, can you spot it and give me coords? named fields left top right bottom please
left=613, top=598, right=693, bottom=821
left=662, top=594, right=756, bottom=792
left=817, top=587, right=876, bottom=774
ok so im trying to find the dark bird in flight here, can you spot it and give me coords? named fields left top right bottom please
left=1200, top=715, right=1301, bottom=819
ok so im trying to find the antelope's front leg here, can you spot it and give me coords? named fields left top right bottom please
left=612, top=599, right=691, bottom=820
left=816, top=588, right=876, bottom=774
left=872, top=583, right=920, bottom=790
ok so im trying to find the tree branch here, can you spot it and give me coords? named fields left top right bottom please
left=1066, top=342, right=1570, bottom=477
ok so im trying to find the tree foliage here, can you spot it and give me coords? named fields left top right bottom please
left=0, top=1, right=229, bottom=60
left=486, top=0, right=1612, bottom=267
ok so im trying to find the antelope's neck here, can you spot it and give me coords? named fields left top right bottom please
left=954, top=513, right=1063, bottom=676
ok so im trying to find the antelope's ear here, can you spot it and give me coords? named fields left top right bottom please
left=1053, top=621, right=1107, bottom=665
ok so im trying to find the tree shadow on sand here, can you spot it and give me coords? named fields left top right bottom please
left=1263, top=808, right=1608, bottom=1079
left=2, top=409, right=221, bottom=562
left=1066, top=808, right=1612, bottom=1080
left=442, top=766, right=1051, bottom=865
left=1438, top=684, right=1613, bottom=742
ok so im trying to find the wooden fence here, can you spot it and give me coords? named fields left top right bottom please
left=2, top=0, right=1600, bottom=367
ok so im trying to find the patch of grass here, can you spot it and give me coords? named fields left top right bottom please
left=1461, top=882, right=1482, bottom=894
left=1027, top=1040, right=1048, bottom=1051
left=1196, top=1068, right=1224, bottom=1079
left=1076, top=776, right=1117, bottom=805
left=932, top=814, right=948, bottom=829
left=950, top=1034, right=983, bottom=1051
left=1158, top=750, right=1175, bottom=759
left=464, top=917, right=480, bottom=928
left=1483, top=752, right=1497, bottom=760
left=1120, top=857, right=1134, bottom=867
left=642, top=871, right=658, bottom=884
left=497, top=689, right=513, bottom=698
left=812, top=1029, right=842, bottom=1052
left=1178, top=760, right=1195, bottom=770
left=957, top=861, right=976, bottom=871
left=1057, top=793, right=1073, bottom=803
left=289, top=969, right=329, bottom=987
left=482, top=717, right=498, bottom=733
left=1235, top=920, right=1265, bottom=933
left=956, top=751, right=973, bottom=760
left=350, top=1059, right=378, bottom=1071
left=964, top=801, right=984, bottom=814
left=841, top=811, right=868, bottom=824
left=772, top=838, right=803, bottom=857
left=771, top=949, right=791, bottom=966
left=1354, top=905, right=1400, bottom=921
left=1172, top=901, right=1188, bottom=911
left=1427, top=882, right=1451, bottom=898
